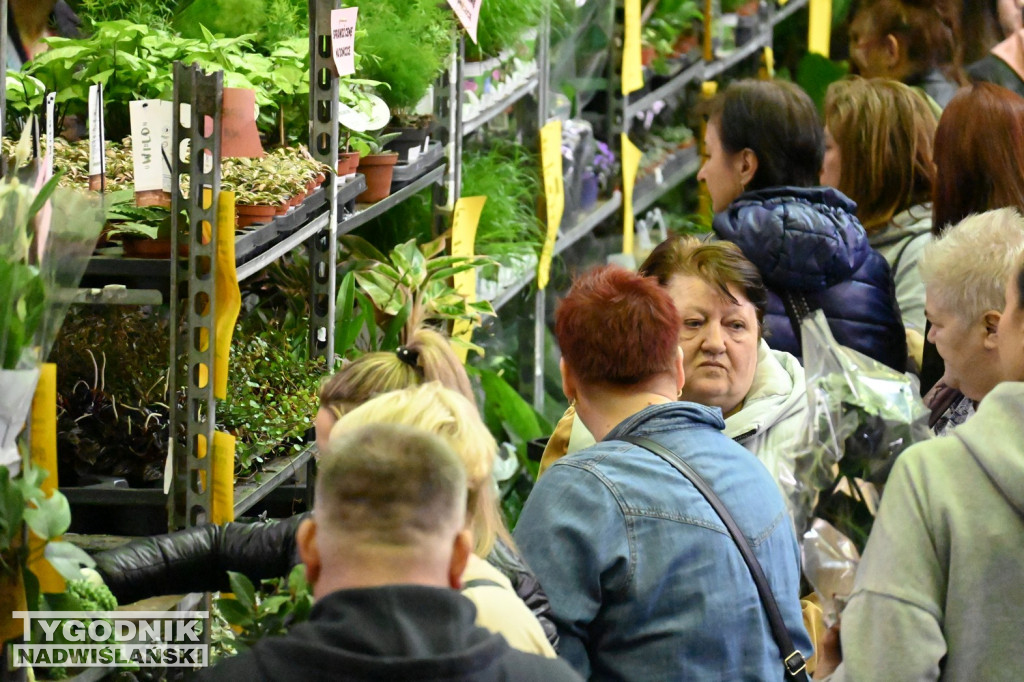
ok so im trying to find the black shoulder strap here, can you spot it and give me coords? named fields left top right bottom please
left=461, top=578, right=504, bottom=591
left=781, top=290, right=814, bottom=351
left=620, top=435, right=809, bottom=681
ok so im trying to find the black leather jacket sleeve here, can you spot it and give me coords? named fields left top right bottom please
left=93, top=513, right=307, bottom=605
left=487, top=538, right=560, bottom=650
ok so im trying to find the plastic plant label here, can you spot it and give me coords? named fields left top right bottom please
left=622, top=0, right=644, bottom=95
left=38, top=92, right=56, bottom=261
left=451, top=195, right=487, bottom=362
left=44, top=93, right=55, bottom=180
left=330, top=7, right=358, bottom=77
left=537, top=119, right=564, bottom=291
left=220, top=88, right=265, bottom=159
left=88, top=83, right=105, bottom=191
left=809, top=0, right=832, bottom=57
left=620, top=133, right=642, bottom=255
left=129, top=99, right=174, bottom=206
left=447, top=0, right=483, bottom=44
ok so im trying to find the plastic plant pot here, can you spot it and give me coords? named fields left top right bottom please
left=356, top=153, right=400, bottom=202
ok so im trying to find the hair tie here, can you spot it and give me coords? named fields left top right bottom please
left=396, top=345, right=420, bottom=368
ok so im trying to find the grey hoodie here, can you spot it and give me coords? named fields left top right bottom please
left=832, top=381, right=1024, bottom=681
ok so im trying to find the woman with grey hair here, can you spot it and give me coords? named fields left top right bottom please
left=918, top=207, right=1024, bottom=434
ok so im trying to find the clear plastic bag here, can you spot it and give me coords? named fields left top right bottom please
left=793, top=311, right=931, bottom=550
left=802, top=518, right=861, bottom=627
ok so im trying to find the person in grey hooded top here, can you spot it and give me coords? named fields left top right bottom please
left=816, top=252, right=1024, bottom=680
left=700, top=79, right=907, bottom=372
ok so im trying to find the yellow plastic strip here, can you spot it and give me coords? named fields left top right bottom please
left=214, top=191, right=241, bottom=399
left=622, top=0, right=644, bottom=95
left=451, top=196, right=487, bottom=363
left=808, top=0, right=832, bottom=57
left=28, top=363, right=65, bottom=593
left=537, top=119, right=564, bottom=291
left=210, top=431, right=236, bottom=524
left=620, top=133, right=642, bottom=256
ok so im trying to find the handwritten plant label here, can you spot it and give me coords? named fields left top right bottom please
left=447, top=0, right=483, bottom=44
left=88, top=83, right=106, bottom=191
left=129, top=99, right=174, bottom=207
left=330, top=8, right=358, bottom=76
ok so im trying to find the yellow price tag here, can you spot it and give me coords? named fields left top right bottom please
left=808, top=0, right=832, bottom=57
left=537, top=119, right=564, bottom=291
left=451, top=195, right=487, bottom=362
left=620, top=133, right=642, bottom=256
left=28, top=363, right=64, bottom=594
left=622, top=0, right=644, bottom=95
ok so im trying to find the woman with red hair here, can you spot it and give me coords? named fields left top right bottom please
left=920, top=82, right=1024, bottom=394
left=515, top=265, right=809, bottom=680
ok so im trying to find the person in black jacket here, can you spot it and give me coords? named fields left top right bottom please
left=195, top=423, right=581, bottom=682
left=699, top=79, right=907, bottom=371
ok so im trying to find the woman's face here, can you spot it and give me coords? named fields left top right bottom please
left=698, top=120, right=746, bottom=213
left=925, top=287, right=1002, bottom=401
left=820, top=125, right=842, bottom=188
left=314, top=407, right=338, bottom=456
left=848, top=10, right=894, bottom=79
left=667, top=274, right=760, bottom=415
left=997, top=272, right=1024, bottom=382
left=998, top=0, right=1024, bottom=38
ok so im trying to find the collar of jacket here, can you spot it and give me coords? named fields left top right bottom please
left=602, top=401, right=726, bottom=443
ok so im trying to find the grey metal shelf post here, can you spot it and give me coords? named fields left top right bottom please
left=307, top=0, right=340, bottom=366
left=168, top=62, right=223, bottom=529
left=532, top=9, right=552, bottom=413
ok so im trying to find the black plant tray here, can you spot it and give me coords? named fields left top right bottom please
left=62, top=483, right=170, bottom=536
left=336, top=174, right=367, bottom=212
left=391, top=142, right=445, bottom=191
left=235, top=222, right=278, bottom=260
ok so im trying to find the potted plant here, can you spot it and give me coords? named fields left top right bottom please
left=353, top=0, right=454, bottom=159
left=338, top=76, right=391, bottom=177
left=352, top=131, right=401, bottom=203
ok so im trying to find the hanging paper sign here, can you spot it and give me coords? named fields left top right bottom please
left=220, top=88, right=265, bottom=159
left=129, top=99, right=174, bottom=207
left=808, top=0, right=832, bottom=57
left=447, top=0, right=483, bottom=44
left=621, top=133, right=642, bottom=256
left=622, top=0, right=644, bottom=95
left=88, top=83, right=106, bottom=191
left=451, top=195, right=487, bottom=362
left=330, top=8, right=358, bottom=77
left=537, top=119, right=564, bottom=291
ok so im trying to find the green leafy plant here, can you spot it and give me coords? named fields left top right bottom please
left=351, top=0, right=455, bottom=122
left=336, top=235, right=495, bottom=357
left=470, top=0, right=550, bottom=61
left=212, top=565, right=313, bottom=659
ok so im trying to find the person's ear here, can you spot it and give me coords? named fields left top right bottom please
left=983, top=310, right=1002, bottom=349
left=297, top=518, right=321, bottom=587
left=882, top=33, right=901, bottom=69
left=737, top=148, right=758, bottom=188
left=560, top=357, right=577, bottom=403
left=675, top=346, right=686, bottom=395
left=448, top=528, right=473, bottom=590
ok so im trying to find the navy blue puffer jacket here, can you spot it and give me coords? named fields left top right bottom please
left=713, top=186, right=907, bottom=371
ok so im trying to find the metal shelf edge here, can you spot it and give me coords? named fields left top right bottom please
left=626, top=60, right=706, bottom=119
left=463, top=74, right=540, bottom=137
left=705, top=29, right=772, bottom=80
left=491, top=270, right=536, bottom=311
left=773, top=0, right=810, bottom=26
left=233, top=443, right=315, bottom=516
left=554, top=191, right=624, bottom=257
left=338, top=164, right=446, bottom=236
left=633, top=149, right=701, bottom=215
left=236, top=212, right=331, bottom=282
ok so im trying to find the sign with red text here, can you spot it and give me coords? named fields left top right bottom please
left=447, top=0, right=482, bottom=44
left=330, top=8, right=358, bottom=76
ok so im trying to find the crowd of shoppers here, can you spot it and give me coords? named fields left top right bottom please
left=86, top=11, right=1024, bottom=681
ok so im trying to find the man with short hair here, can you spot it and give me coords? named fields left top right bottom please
left=198, top=424, right=581, bottom=681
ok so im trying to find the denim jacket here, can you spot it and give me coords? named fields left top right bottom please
left=515, top=402, right=811, bottom=681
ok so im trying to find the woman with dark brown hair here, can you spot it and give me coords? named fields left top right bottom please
left=847, top=0, right=964, bottom=108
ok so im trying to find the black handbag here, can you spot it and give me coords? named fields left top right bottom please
left=620, top=435, right=810, bottom=681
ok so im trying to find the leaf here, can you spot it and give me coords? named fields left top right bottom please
left=257, top=595, right=290, bottom=615
left=475, top=367, right=548, bottom=446
left=215, top=598, right=253, bottom=626
left=382, top=301, right=411, bottom=349
left=44, top=541, right=96, bottom=580
left=0, top=468, right=25, bottom=550
left=340, top=234, right=387, bottom=262
left=228, top=570, right=257, bottom=611
left=354, top=270, right=405, bottom=316
left=24, top=491, right=71, bottom=540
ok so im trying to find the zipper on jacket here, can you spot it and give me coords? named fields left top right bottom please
left=732, top=428, right=757, bottom=443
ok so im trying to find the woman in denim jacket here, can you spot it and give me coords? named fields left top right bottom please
left=515, top=265, right=810, bottom=681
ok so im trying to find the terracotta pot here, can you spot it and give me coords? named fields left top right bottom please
left=356, top=153, right=399, bottom=203
left=736, top=0, right=760, bottom=16
left=123, top=237, right=188, bottom=258
left=672, top=33, right=700, bottom=57
left=641, top=46, right=657, bottom=67
left=275, top=202, right=290, bottom=216
left=338, top=151, right=360, bottom=176
left=236, top=204, right=278, bottom=228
